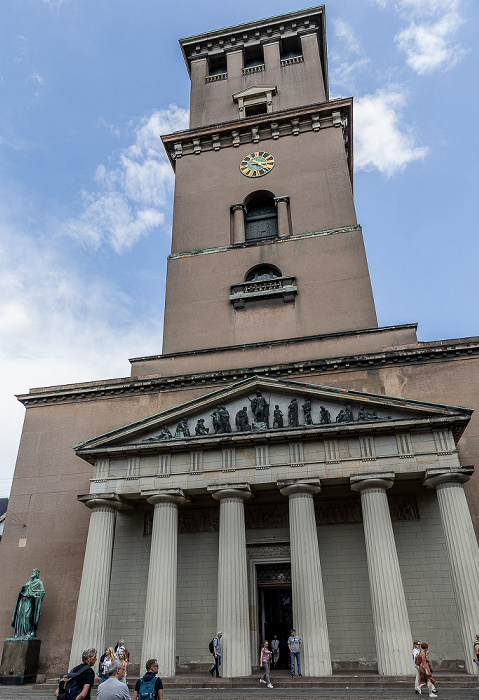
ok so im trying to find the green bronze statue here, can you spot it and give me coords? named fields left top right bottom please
left=11, top=568, right=45, bottom=639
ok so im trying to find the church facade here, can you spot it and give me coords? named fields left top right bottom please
left=1, top=5, right=479, bottom=680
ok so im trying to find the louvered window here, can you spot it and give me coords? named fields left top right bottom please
left=245, top=199, right=278, bottom=241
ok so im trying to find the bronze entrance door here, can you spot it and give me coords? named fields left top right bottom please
left=257, top=563, right=292, bottom=668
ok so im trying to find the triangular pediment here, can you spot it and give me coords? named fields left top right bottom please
left=74, top=377, right=472, bottom=461
left=232, top=85, right=277, bottom=100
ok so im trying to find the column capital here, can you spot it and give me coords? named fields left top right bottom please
left=208, top=482, right=252, bottom=501
left=274, top=196, right=290, bottom=205
left=142, top=488, right=189, bottom=506
left=231, top=203, right=246, bottom=213
left=77, top=493, right=132, bottom=511
left=350, top=472, right=395, bottom=493
left=278, top=477, right=321, bottom=497
left=424, top=466, right=474, bottom=489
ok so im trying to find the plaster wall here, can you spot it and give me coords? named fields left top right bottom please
left=163, top=231, right=376, bottom=354
left=170, top=128, right=356, bottom=255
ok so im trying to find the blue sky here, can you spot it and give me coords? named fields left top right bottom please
left=0, top=0, right=477, bottom=497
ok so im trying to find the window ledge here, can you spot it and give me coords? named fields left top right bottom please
left=230, top=275, right=297, bottom=309
left=206, top=73, right=228, bottom=82
left=242, top=64, right=265, bottom=75
left=280, top=55, right=304, bottom=66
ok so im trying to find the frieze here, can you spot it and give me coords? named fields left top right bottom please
left=141, top=389, right=391, bottom=444
left=143, top=495, right=418, bottom=535
left=247, top=545, right=291, bottom=559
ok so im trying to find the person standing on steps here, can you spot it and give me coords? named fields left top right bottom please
left=416, top=642, right=437, bottom=698
left=259, top=640, right=274, bottom=689
left=412, top=640, right=421, bottom=694
left=209, top=631, right=222, bottom=678
left=287, top=628, right=302, bottom=677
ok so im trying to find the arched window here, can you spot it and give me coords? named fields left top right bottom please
left=244, top=194, right=278, bottom=242
left=245, top=265, right=281, bottom=282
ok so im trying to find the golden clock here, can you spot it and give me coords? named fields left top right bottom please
left=239, top=151, right=275, bottom=178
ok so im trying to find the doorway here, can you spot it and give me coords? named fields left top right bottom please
left=257, top=563, right=292, bottom=668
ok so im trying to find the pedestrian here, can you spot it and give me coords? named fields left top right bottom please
left=115, top=639, right=130, bottom=661
left=133, top=658, right=163, bottom=700
left=101, top=647, right=116, bottom=683
left=55, top=647, right=97, bottom=700
left=99, top=646, right=109, bottom=680
left=97, top=661, right=130, bottom=699
left=412, top=640, right=421, bottom=694
left=259, top=639, right=274, bottom=689
left=474, top=633, right=479, bottom=690
left=287, top=628, right=302, bottom=677
left=209, top=631, right=222, bottom=678
left=416, top=642, right=437, bottom=697
left=271, top=635, right=280, bottom=668
left=117, top=649, right=128, bottom=684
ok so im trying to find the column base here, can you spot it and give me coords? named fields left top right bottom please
left=0, top=638, right=41, bottom=685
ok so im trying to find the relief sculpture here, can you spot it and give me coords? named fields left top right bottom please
left=144, top=495, right=419, bottom=535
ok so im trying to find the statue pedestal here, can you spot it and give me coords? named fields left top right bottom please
left=0, top=638, right=41, bottom=685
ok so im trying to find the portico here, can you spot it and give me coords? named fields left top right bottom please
left=68, top=377, right=479, bottom=677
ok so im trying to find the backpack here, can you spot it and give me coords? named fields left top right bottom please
left=209, top=638, right=215, bottom=654
left=138, top=675, right=157, bottom=700
left=57, top=664, right=89, bottom=700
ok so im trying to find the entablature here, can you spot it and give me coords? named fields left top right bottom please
left=160, top=99, right=352, bottom=181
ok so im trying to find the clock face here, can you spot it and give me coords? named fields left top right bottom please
left=239, top=151, right=275, bottom=178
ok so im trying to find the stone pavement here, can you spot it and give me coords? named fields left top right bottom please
left=0, top=688, right=479, bottom=699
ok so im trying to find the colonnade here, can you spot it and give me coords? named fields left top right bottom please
left=70, top=467, right=479, bottom=677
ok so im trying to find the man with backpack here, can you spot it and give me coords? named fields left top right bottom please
left=209, top=632, right=222, bottom=678
left=133, top=658, right=163, bottom=700
left=55, top=647, right=97, bottom=700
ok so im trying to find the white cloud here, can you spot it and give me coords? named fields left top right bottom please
left=62, top=105, right=189, bottom=253
left=377, top=0, right=466, bottom=74
left=0, top=222, right=163, bottom=496
left=395, top=10, right=465, bottom=74
left=354, top=87, right=428, bottom=177
left=333, top=19, right=362, bottom=54
left=28, top=73, right=46, bottom=87
left=330, top=57, right=370, bottom=93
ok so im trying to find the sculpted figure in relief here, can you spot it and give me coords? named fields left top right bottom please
left=273, top=405, right=284, bottom=428
left=175, top=418, right=190, bottom=438
left=235, top=407, right=251, bottom=432
left=320, top=406, right=331, bottom=424
left=288, top=398, right=299, bottom=427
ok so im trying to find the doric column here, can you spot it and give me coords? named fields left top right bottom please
left=141, top=488, right=188, bottom=677
left=274, top=196, right=290, bottom=237
left=278, top=478, right=332, bottom=676
left=231, top=204, right=246, bottom=243
left=424, top=467, right=479, bottom=675
left=69, top=495, right=128, bottom=669
left=208, top=483, right=252, bottom=677
left=351, top=473, right=412, bottom=675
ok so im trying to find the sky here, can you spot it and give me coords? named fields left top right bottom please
left=0, top=0, right=478, bottom=498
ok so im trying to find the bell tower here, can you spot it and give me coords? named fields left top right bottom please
left=160, top=6, right=377, bottom=355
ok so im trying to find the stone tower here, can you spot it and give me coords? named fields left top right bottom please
left=161, top=6, right=377, bottom=355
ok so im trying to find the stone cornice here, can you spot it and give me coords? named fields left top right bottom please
left=168, top=225, right=361, bottom=261
left=161, top=99, right=352, bottom=181
left=16, top=334, right=479, bottom=411
left=179, top=6, right=327, bottom=89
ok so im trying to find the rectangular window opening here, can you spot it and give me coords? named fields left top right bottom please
left=245, top=102, right=268, bottom=117
left=209, top=53, right=227, bottom=76
left=280, top=35, right=303, bottom=60
left=244, top=43, right=264, bottom=69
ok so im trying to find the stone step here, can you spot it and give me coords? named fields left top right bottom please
left=40, top=671, right=478, bottom=690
